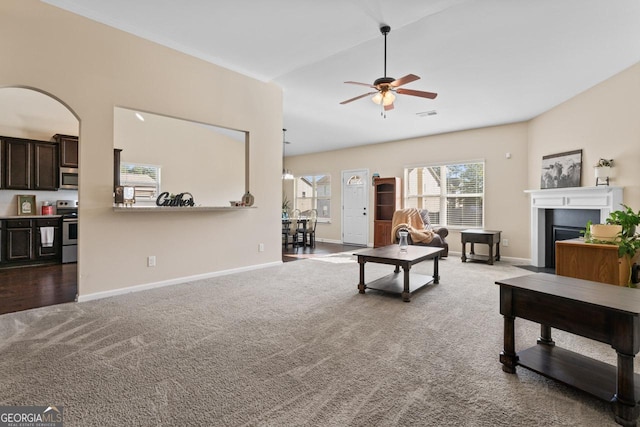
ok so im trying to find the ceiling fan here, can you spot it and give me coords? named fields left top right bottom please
left=340, top=25, right=437, bottom=113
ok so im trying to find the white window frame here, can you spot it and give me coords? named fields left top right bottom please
left=403, top=160, right=485, bottom=229
left=294, top=174, right=331, bottom=222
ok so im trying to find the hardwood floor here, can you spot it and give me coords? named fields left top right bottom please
left=0, top=263, right=77, bottom=315
left=283, top=241, right=364, bottom=262
left=0, top=242, right=361, bottom=316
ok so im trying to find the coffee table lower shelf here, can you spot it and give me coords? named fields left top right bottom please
left=517, top=344, right=640, bottom=402
left=363, top=272, right=435, bottom=297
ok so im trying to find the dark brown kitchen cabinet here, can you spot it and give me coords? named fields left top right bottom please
left=53, top=134, right=78, bottom=168
left=5, top=219, right=33, bottom=262
left=4, top=138, right=31, bottom=189
left=34, top=142, right=58, bottom=190
left=35, top=218, right=61, bottom=260
left=1, top=218, right=61, bottom=266
left=2, top=137, right=58, bottom=190
left=0, top=138, right=3, bottom=189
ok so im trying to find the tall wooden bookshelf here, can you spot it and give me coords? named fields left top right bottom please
left=373, top=177, right=402, bottom=247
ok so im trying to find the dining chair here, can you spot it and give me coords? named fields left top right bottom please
left=289, top=209, right=304, bottom=249
left=282, top=219, right=293, bottom=249
left=305, top=209, right=318, bottom=248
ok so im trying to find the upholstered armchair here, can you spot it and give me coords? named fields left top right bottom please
left=391, top=208, right=449, bottom=257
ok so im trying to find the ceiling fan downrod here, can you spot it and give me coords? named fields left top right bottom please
left=381, top=25, right=390, bottom=78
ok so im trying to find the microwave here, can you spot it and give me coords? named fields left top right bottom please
left=59, top=167, right=79, bottom=190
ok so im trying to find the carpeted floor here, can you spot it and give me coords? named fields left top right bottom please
left=0, top=253, right=627, bottom=426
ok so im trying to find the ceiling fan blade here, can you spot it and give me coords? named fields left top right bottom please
left=390, top=74, right=420, bottom=87
left=384, top=103, right=394, bottom=111
left=340, top=91, right=377, bottom=105
left=396, top=88, right=438, bottom=99
left=344, top=81, right=376, bottom=88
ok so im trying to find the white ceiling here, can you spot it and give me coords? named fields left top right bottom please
left=38, top=0, right=640, bottom=155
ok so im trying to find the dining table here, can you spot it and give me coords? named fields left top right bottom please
left=282, top=217, right=309, bottom=247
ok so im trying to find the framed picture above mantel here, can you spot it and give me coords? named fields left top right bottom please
left=540, top=149, right=582, bottom=189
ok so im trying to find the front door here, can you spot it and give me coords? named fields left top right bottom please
left=342, top=169, right=369, bottom=246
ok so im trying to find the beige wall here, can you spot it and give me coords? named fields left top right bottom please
left=529, top=62, right=640, bottom=204
left=1, top=0, right=283, bottom=297
left=286, top=123, right=531, bottom=258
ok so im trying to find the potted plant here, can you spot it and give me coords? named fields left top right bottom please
left=587, top=204, right=640, bottom=286
left=282, top=193, right=291, bottom=218
left=594, top=158, right=614, bottom=185
left=606, top=204, right=640, bottom=238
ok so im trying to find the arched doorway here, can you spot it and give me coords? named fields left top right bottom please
left=0, top=86, right=79, bottom=314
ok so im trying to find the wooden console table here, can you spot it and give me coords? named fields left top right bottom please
left=556, top=238, right=630, bottom=286
left=497, top=273, right=640, bottom=426
left=461, top=229, right=501, bottom=265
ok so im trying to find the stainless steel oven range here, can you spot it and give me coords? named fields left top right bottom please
left=57, top=200, right=78, bottom=263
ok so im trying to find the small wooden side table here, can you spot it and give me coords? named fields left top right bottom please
left=461, top=229, right=501, bottom=265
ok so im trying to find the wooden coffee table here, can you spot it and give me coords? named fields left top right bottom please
left=355, top=245, right=443, bottom=302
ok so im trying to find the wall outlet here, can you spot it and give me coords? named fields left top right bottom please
left=258, top=243, right=265, bottom=252
left=502, top=239, right=509, bottom=247
left=147, top=255, right=156, bottom=267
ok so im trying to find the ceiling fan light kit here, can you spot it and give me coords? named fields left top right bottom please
left=372, top=91, right=395, bottom=106
left=340, top=25, right=438, bottom=116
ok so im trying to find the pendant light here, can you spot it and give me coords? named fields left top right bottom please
left=282, top=128, right=294, bottom=180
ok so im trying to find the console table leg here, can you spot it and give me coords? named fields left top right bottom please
left=402, top=265, right=411, bottom=302
left=495, top=241, right=501, bottom=261
left=500, top=315, right=518, bottom=373
left=537, top=325, right=555, bottom=346
left=357, top=259, right=366, bottom=294
left=461, top=241, right=467, bottom=262
left=613, top=352, right=639, bottom=427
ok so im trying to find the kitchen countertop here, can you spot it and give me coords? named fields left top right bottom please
left=0, top=215, right=62, bottom=220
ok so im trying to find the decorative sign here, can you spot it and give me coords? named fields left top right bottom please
left=17, top=194, right=36, bottom=216
left=156, top=192, right=195, bottom=207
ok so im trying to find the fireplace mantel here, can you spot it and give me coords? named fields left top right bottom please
left=525, top=186, right=623, bottom=267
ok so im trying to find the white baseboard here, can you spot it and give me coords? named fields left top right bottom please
left=447, top=250, right=530, bottom=264
left=316, top=237, right=372, bottom=247
left=315, top=237, right=343, bottom=244
left=77, top=261, right=282, bottom=302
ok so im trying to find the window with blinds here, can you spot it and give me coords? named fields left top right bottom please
left=120, top=163, right=161, bottom=201
left=404, top=161, right=484, bottom=228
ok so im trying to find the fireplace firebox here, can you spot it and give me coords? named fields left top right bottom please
left=544, top=209, right=600, bottom=268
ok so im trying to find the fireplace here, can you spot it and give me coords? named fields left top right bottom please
left=545, top=209, right=600, bottom=268
left=525, top=186, right=623, bottom=268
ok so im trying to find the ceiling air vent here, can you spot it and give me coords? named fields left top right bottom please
left=416, top=110, right=437, bottom=117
